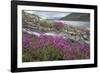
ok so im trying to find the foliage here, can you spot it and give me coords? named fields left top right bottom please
left=39, top=20, right=53, bottom=28
left=22, top=45, right=63, bottom=62
left=22, top=32, right=90, bottom=62
left=53, top=22, right=64, bottom=30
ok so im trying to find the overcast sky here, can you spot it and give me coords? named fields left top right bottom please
left=24, top=10, right=71, bottom=19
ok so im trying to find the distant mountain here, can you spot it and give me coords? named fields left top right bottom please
left=46, top=17, right=61, bottom=20
left=61, top=13, right=90, bottom=21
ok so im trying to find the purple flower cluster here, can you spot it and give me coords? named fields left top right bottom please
left=53, top=22, right=64, bottom=29
left=48, top=36, right=70, bottom=49
left=23, top=32, right=90, bottom=60
left=62, top=42, right=90, bottom=60
left=23, top=32, right=32, bottom=48
left=79, top=42, right=90, bottom=59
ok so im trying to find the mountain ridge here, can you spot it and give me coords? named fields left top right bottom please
left=61, top=13, right=90, bottom=21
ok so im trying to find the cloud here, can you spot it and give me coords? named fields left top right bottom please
left=24, top=10, right=71, bottom=19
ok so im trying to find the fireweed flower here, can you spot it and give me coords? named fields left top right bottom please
left=23, top=32, right=32, bottom=48
left=23, top=32, right=90, bottom=60
left=79, top=42, right=90, bottom=59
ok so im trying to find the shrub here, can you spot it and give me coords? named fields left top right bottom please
left=22, top=45, right=63, bottom=62
left=53, top=22, right=64, bottom=30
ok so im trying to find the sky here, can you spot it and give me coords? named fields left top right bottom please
left=24, top=10, right=71, bottom=19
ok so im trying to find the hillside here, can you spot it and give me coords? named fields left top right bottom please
left=61, top=13, right=90, bottom=21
